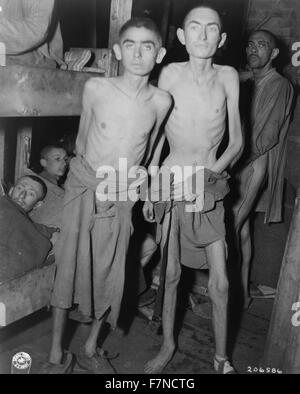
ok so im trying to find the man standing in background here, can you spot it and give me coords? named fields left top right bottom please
left=234, top=30, right=294, bottom=308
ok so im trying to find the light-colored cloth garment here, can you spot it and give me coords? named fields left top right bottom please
left=153, top=169, right=230, bottom=269
left=0, top=0, right=63, bottom=67
left=51, top=156, right=143, bottom=327
left=151, top=169, right=229, bottom=319
left=246, top=69, right=294, bottom=223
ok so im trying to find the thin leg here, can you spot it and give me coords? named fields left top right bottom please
left=49, top=307, right=68, bottom=364
left=140, top=233, right=157, bottom=268
left=144, top=209, right=181, bottom=374
left=206, top=240, right=229, bottom=358
left=240, top=220, right=252, bottom=308
left=84, top=316, right=106, bottom=356
left=234, top=156, right=268, bottom=306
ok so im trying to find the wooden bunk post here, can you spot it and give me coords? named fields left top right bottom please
left=14, top=121, right=32, bottom=180
left=161, top=0, right=172, bottom=47
left=108, top=0, right=133, bottom=76
left=0, top=126, right=5, bottom=181
left=263, top=188, right=300, bottom=373
left=108, top=0, right=133, bottom=48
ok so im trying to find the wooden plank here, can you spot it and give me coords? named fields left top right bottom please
left=0, top=264, right=56, bottom=327
left=161, top=0, right=172, bottom=46
left=15, top=122, right=32, bottom=181
left=108, top=0, right=133, bottom=76
left=0, top=127, right=5, bottom=181
left=0, top=65, right=93, bottom=117
left=263, top=190, right=300, bottom=373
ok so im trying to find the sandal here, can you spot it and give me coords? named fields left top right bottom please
left=250, top=284, right=276, bottom=299
left=189, top=295, right=212, bottom=320
left=76, top=347, right=116, bottom=374
left=214, top=357, right=236, bottom=374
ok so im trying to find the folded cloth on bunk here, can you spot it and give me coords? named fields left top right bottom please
left=0, top=196, right=53, bottom=284
left=61, top=49, right=106, bottom=74
left=62, top=49, right=91, bottom=71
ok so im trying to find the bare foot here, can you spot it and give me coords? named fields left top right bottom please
left=49, top=350, right=63, bottom=365
left=144, top=345, right=175, bottom=374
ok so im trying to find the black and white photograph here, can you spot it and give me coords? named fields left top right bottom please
left=0, top=0, right=299, bottom=378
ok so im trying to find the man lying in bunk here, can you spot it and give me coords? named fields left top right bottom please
left=0, top=175, right=57, bottom=284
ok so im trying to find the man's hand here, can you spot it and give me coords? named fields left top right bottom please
left=50, top=229, right=60, bottom=246
left=143, top=200, right=155, bottom=223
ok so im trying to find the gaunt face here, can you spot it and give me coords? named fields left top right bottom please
left=246, top=31, right=277, bottom=70
left=178, top=7, right=226, bottom=60
left=114, top=27, right=165, bottom=76
left=9, top=177, right=43, bottom=213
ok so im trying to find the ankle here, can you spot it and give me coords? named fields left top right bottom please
left=49, top=350, right=63, bottom=365
left=84, top=344, right=96, bottom=358
left=161, top=342, right=175, bottom=352
left=215, top=354, right=227, bottom=362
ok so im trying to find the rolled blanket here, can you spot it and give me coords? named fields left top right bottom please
left=63, top=49, right=92, bottom=72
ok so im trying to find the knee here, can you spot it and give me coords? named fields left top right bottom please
left=208, top=276, right=229, bottom=300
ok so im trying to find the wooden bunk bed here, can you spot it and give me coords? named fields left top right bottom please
left=0, top=0, right=134, bottom=328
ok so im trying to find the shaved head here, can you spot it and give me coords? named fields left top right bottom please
left=249, top=29, right=277, bottom=50
left=182, top=5, right=223, bottom=33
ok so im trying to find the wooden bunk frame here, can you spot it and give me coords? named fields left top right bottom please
left=0, top=0, right=135, bottom=327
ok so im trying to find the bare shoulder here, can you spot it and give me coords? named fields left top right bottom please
left=216, top=65, right=239, bottom=83
left=215, top=65, right=239, bottom=97
left=83, top=77, right=105, bottom=97
left=84, top=76, right=104, bottom=90
left=151, top=85, right=172, bottom=113
left=161, top=62, right=186, bottom=75
left=159, top=62, right=187, bottom=90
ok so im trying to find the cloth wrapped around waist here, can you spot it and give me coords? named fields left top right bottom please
left=52, top=155, right=143, bottom=326
left=67, top=156, right=148, bottom=203
left=150, top=165, right=230, bottom=225
left=150, top=167, right=230, bottom=318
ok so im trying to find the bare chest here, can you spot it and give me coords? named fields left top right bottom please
left=170, top=79, right=226, bottom=123
left=93, top=96, right=157, bottom=140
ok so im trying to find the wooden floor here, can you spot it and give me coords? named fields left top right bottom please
left=0, top=297, right=274, bottom=374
